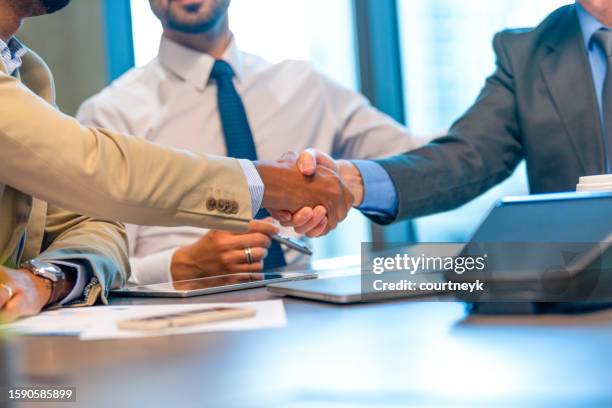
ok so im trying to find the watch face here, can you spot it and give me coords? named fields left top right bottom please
left=23, top=260, right=63, bottom=283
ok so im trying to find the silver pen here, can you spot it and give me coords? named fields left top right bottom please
left=271, top=234, right=313, bottom=255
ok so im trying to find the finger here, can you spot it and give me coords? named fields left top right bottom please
left=224, top=247, right=269, bottom=265
left=325, top=194, right=339, bottom=232
left=297, top=148, right=319, bottom=176
left=269, top=210, right=292, bottom=223
left=306, top=216, right=328, bottom=238
left=0, top=270, right=11, bottom=310
left=291, top=207, right=315, bottom=228
left=326, top=209, right=339, bottom=232
left=227, top=232, right=272, bottom=249
left=248, top=219, right=280, bottom=236
left=0, top=286, right=10, bottom=310
left=294, top=205, right=327, bottom=234
left=299, top=148, right=339, bottom=175
left=231, top=262, right=265, bottom=273
left=0, top=296, right=21, bottom=323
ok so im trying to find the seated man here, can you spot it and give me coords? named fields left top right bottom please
left=294, top=1, right=612, bottom=229
left=0, top=38, right=128, bottom=321
left=77, top=0, right=420, bottom=284
left=0, top=0, right=353, bottom=321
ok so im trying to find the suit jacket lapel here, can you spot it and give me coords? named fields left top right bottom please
left=18, top=50, right=55, bottom=104
left=540, top=5, right=605, bottom=175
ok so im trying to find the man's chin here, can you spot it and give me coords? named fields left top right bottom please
left=166, top=11, right=225, bottom=34
left=167, top=20, right=219, bottom=34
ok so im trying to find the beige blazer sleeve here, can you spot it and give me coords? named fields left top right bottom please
left=35, top=204, right=129, bottom=304
left=0, top=71, right=251, bottom=233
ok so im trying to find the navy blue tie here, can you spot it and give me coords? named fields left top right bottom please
left=210, top=60, right=287, bottom=270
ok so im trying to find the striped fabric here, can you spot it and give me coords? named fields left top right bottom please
left=237, top=159, right=264, bottom=216
left=0, top=37, right=26, bottom=75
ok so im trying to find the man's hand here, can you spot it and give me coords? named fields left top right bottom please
left=255, top=152, right=354, bottom=235
left=298, top=148, right=364, bottom=206
left=0, top=267, right=52, bottom=323
left=171, top=219, right=280, bottom=281
left=269, top=149, right=365, bottom=236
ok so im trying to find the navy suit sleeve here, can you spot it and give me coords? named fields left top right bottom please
left=370, top=32, right=524, bottom=224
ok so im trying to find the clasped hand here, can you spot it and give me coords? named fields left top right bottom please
left=257, top=150, right=364, bottom=237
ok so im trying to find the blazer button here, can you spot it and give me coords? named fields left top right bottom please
left=230, top=201, right=239, bottom=214
left=217, top=199, right=227, bottom=212
left=206, top=198, right=217, bottom=211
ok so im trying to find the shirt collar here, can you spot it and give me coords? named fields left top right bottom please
left=158, top=34, right=244, bottom=91
left=576, top=1, right=610, bottom=51
left=0, top=36, right=27, bottom=75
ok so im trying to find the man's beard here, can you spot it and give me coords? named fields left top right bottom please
left=41, top=0, right=71, bottom=13
left=166, top=11, right=226, bottom=34
left=166, top=17, right=222, bottom=34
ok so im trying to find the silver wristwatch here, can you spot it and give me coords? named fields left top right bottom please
left=21, top=259, right=66, bottom=306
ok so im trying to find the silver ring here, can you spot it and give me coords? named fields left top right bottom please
left=244, top=247, right=254, bottom=264
left=0, top=284, right=13, bottom=301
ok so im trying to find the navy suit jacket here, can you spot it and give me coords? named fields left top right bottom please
left=373, top=5, right=604, bottom=224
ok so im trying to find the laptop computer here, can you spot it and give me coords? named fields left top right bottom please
left=266, top=272, right=446, bottom=304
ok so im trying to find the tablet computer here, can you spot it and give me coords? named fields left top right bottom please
left=268, top=192, right=612, bottom=305
left=112, top=271, right=317, bottom=298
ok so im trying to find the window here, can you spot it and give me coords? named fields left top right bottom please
left=130, top=0, right=357, bottom=89
left=130, top=0, right=365, bottom=259
left=398, top=0, right=571, bottom=242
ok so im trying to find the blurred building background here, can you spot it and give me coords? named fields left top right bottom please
left=16, top=0, right=571, bottom=259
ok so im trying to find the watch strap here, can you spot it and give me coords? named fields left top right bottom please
left=46, top=274, right=69, bottom=307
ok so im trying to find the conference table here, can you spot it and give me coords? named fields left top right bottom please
left=7, top=259, right=612, bottom=408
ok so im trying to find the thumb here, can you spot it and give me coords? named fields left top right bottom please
left=297, top=148, right=318, bottom=175
left=298, top=148, right=338, bottom=175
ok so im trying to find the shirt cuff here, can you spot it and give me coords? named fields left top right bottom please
left=128, top=248, right=176, bottom=285
left=351, top=160, right=399, bottom=217
left=48, top=260, right=87, bottom=305
left=238, top=159, right=264, bottom=217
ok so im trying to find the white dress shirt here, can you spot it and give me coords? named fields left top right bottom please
left=77, top=36, right=420, bottom=285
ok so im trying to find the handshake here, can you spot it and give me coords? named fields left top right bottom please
left=255, top=149, right=365, bottom=237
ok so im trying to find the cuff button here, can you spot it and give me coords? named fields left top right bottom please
left=206, top=198, right=217, bottom=211
left=230, top=201, right=239, bottom=214
left=217, top=199, right=227, bottom=212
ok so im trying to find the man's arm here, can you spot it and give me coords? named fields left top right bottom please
left=37, top=204, right=129, bottom=304
left=0, top=72, right=252, bottom=231
left=372, top=32, right=523, bottom=223
left=0, top=73, right=352, bottom=234
left=0, top=205, right=129, bottom=321
left=126, top=220, right=279, bottom=285
left=293, top=32, right=524, bottom=227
